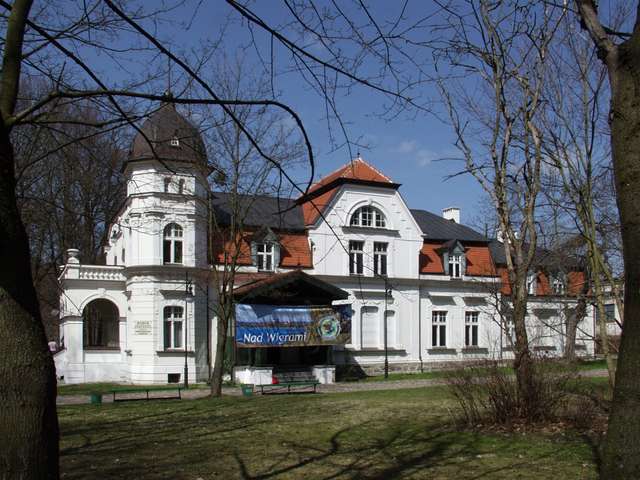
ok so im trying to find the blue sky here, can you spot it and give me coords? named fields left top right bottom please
left=61, top=1, right=488, bottom=227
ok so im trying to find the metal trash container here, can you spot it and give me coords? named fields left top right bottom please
left=240, top=384, right=254, bottom=397
left=90, top=393, right=102, bottom=405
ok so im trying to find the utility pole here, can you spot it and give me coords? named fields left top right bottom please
left=383, top=277, right=391, bottom=379
left=184, top=271, right=193, bottom=388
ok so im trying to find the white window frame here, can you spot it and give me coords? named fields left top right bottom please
left=373, top=242, right=388, bottom=276
left=350, top=206, right=386, bottom=228
left=448, top=254, right=462, bottom=278
left=551, top=275, right=565, bottom=295
left=170, top=136, right=180, bottom=147
left=431, top=311, right=447, bottom=347
left=163, top=305, right=184, bottom=350
left=349, top=240, right=364, bottom=275
left=465, top=311, right=479, bottom=347
left=527, top=272, right=537, bottom=295
left=163, top=223, right=183, bottom=264
left=256, top=243, right=275, bottom=272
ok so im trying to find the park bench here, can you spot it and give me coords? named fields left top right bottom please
left=258, top=381, right=320, bottom=395
left=110, top=387, right=182, bottom=402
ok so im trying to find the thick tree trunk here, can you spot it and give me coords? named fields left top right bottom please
left=511, top=291, right=535, bottom=418
left=0, top=123, right=59, bottom=478
left=564, top=306, right=578, bottom=361
left=209, top=308, right=229, bottom=397
left=600, top=35, right=640, bottom=478
left=593, top=277, right=616, bottom=391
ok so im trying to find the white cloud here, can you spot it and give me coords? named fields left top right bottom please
left=393, top=139, right=456, bottom=167
left=397, top=140, right=418, bottom=154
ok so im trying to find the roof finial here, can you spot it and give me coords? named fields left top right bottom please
left=356, top=150, right=361, bottom=161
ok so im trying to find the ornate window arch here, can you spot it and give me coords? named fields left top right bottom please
left=163, top=223, right=183, bottom=264
left=83, top=299, right=120, bottom=349
left=350, top=205, right=386, bottom=228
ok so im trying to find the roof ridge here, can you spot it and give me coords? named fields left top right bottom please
left=354, top=157, right=393, bottom=183
left=305, top=156, right=393, bottom=196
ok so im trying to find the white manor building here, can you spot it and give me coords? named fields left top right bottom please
left=55, top=102, right=596, bottom=385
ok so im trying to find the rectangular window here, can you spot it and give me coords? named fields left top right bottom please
left=349, top=240, right=364, bottom=275
left=465, top=311, right=479, bottom=347
left=431, top=311, right=447, bottom=347
left=361, top=306, right=379, bottom=348
left=448, top=254, right=462, bottom=278
left=164, top=306, right=184, bottom=349
left=373, top=242, right=388, bottom=276
left=256, top=243, right=274, bottom=271
left=599, top=304, right=616, bottom=323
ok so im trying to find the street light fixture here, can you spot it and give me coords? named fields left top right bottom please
left=184, top=271, right=193, bottom=388
left=383, top=276, right=392, bottom=379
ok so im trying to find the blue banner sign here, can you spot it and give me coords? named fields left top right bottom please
left=235, top=304, right=352, bottom=347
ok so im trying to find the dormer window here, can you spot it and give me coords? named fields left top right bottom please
left=448, top=254, right=462, bottom=278
left=256, top=243, right=274, bottom=271
left=551, top=274, right=566, bottom=295
left=439, top=240, right=466, bottom=278
left=251, top=227, right=280, bottom=272
left=350, top=206, right=386, bottom=228
left=170, top=136, right=180, bottom=147
left=163, top=223, right=183, bottom=264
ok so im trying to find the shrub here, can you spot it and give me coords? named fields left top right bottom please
left=447, top=359, right=578, bottom=426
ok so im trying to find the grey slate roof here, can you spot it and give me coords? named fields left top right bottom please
left=489, top=239, right=507, bottom=265
left=410, top=209, right=488, bottom=242
left=212, top=193, right=490, bottom=242
left=129, top=101, right=207, bottom=166
left=489, top=239, right=584, bottom=269
left=211, top=192, right=306, bottom=231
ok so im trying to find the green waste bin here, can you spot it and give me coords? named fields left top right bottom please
left=90, top=393, right=102, bottom=405
left=241, top=384, right=254, bottom=397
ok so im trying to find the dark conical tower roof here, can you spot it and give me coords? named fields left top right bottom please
left=128, top=99, right=207, bottom=166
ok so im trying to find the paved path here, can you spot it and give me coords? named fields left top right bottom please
left=56, top=369, right=608, bottom=406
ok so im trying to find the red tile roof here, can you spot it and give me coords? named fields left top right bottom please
left=298, top=158, right=397, bottom=225
left=212, top=231, right=312, bottom=269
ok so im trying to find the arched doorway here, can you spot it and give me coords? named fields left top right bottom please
left=83, top=299, right=120, bottom=349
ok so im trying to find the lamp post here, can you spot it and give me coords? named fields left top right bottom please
left=184, top=271, right=193, bottom=388
left=383, top=276, right=391, bottom=379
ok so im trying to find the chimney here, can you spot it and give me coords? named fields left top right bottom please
left=442, top=207, right=460, bottom=223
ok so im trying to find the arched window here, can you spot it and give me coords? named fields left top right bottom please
left=163, top=223, right=183, bottom=264
left=350, top=205, right=386, bottom=228
left=83, top=299, right=119, bottom=349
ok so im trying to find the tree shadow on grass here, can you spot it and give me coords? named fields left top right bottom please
left=59, top=396, right=597, bottom=480
left=230, top=421, right=570, bottom=480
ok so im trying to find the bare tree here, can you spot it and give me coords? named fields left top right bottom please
left=204, top=57, right=305, bottom=396
left=537, top=11, right=623, bottom=384
left=0, top=1, right=315, bottom=476
left=434, top=1, right=565, bottom=418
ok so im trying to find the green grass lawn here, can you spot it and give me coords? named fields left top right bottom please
left=59, top=386, right=599, bottom=479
